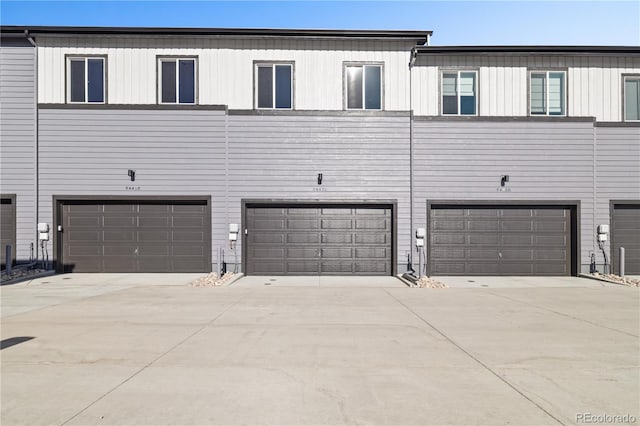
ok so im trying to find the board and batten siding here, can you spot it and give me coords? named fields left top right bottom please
left=0, top=43, right=36, bottom=262
left=37, top=108, right=227, bottom=271
left=412, top=55, right=640, bottom=122
left=595, top=126, right=640, bottom=268
left=227, top=113, right=411, bottom=272
left=412, top=120, right=597, bottom=272
left=37, top=37, right=413, bottom=111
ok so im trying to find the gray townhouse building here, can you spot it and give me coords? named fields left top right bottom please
left=1, top=26, right=639, bottom=277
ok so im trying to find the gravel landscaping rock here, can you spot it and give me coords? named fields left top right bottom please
left=589, top=273, right=640, bottom=287
left=191, top=272, right=235, bottom=287
left=417, top=276, right=448, bottom=288
left=1, top=267, right=49, bottom=285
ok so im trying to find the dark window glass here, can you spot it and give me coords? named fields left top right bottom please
left=87, top=59, right=104, bottom=103
left=275, top=65, right=292, bottom=109
left=161, top=61, right=176, bottom=103
left=364, top=66, right=381, bottom=109
left=442, top=73, right=458, bottom=114
left=178, top=60, right=195, bottom=103
left=70, top=59, right=85, bottom=102
left=347, top=66, right=363, bottom=109
left=530, top=73, right=546, bottom=115
left=548, top=72, right=565, bottom=115
left=625, top=78, right=640, bottom=121
left=442, top=96, right=458, bottom=114
left=257, top=66, right=273, bottom=108
left=459, top=72, right=476, bottom=115
left=460, top=97, right=475, bottom=115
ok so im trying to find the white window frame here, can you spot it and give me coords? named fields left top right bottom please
left=622, top=74, right=640, bottom=122
left=66, top=56, right=106, bottom=104
left=254, top=62, right=294, bottom=110
left=344, top=63, right=384, bottom=111
left=529, top=70, right=567, bottom=117
left=440, top=70, right=478, bottom=116
left=157, top=57, right=198, bottom=105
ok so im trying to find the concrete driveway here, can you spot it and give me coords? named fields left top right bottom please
left=434, top=275, right=618, bottom=288
left=1, top=274, right=638, bottom=425
left=232, top=275, right=406, bottom=288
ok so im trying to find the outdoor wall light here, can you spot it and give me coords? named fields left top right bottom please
left=317, top=173, right=323, bottom=185
left=500, top=175, right=509, bottom=187
left=128, top=169, right=136, bottom=182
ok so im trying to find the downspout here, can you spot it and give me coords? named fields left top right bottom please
left=408, top=47, right=417, bottom=271
left=25, top=30, right=39, bottom=264
left=592, top=123, right=597, bottom=272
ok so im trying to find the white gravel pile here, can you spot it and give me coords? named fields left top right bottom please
left=191, top=272, right=235, bottom=287
left=591, top=273, right=640, bottom=287
left=417, top=276, right=448, bottom=288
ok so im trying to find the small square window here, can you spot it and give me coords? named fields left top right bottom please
left=158, top=58, right=197, bottom=104
left=530, top=71, right=566, bottom=116
left=345, top=64, right=382, bottom=110
left=67, top=57, right=105, bottom=103
left=441, top=70, right=477, bottom=116
left=623, top=76, right=640, bottom=121
left=255, top=63, right=293, bottom=109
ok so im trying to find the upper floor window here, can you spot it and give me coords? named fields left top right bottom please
left=345, top=64, right=382, bottom=110
left=67, top=56, right=105, bottom=103
left=530, top=71, right=566, bottom=116
left=255, top=63, right=293, bottom=109
left=623, top=75, right=640, bottom=121
left=158, top=57, right=197, bottom=104
left=441, top=70, right=477, bottom=115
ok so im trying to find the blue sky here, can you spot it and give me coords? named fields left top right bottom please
left=1, top=1, right=638, bottom=46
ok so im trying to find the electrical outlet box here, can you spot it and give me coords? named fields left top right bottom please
left=416, top=238, right=424, bottom=247
left=598, top=224, right=609, bottom=234
left=416, top=228, right=426, bottom=238
left=229, top=233, right=237, bottom=241
left=229, top=223, right=239, bottom=233
left=39, top=232, right=49, bottom=241
left=37, top=223, right=49, bottom=233
left=597, top=233, right=608, bottom=242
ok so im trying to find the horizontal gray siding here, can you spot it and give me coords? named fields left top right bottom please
left=38, top=108, right=227, bottom=271
left=595, top=126, right=640, bottom=270
left=227, top=114, right=411, bottom=273
left=413, top=120, right=596, bottom=273
left=0, top=46, right=36, bottom=262
left=17, top=105, right=637, bottom=276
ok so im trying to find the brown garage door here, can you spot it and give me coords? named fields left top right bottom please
left=611, top=203, right=640, bottom=275
left=245, top=204, right=393, bottom=276
left=58, top=199, right=211, bottom=273
left=1, top=195, right=16, bottom=269
left=429, top=204, right=573, bottom=276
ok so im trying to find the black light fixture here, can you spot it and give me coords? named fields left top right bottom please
left=317, top=173, right=323, bottom=185
left=128, top=169, right=136, bottom=182
left=500, top=175, right=509, bottom=187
